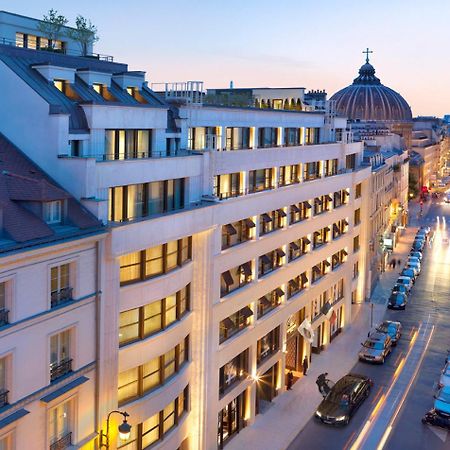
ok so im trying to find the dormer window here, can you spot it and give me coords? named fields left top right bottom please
left=54, top=79, right=65, bottom=92
left=92, top=83, right=117, bottom=102
left=53, top=80, right=80, bottom=101
left=126, top=87, right=147, bottom=104
left=44, top=201, right=62, bottom=225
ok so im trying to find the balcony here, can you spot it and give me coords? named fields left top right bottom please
left=0, top=389, right=9, bottom=408
left=0, top=308, right=9, bottom=326
left=0, top=35, right=113, bottom=61
left=50, top=432, right=72, bottom=450
left=50, top=358, right=73, bottom=382
left=60, top=148, right=195, bottom=162
left=51, top=288, right=73, bottom=308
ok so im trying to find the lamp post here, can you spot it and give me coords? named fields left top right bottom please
left=100, top=410, right=132, bottom=449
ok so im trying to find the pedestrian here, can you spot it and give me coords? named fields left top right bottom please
left=287, top=371, right=294, bottom=390
left=392, top=259, right=396, bottom=269
left=302, top=356, right=309, bottom=376
left=397, top=259, right=401, bottom=267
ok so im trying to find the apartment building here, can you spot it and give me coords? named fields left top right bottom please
left=0, top=11, right=371, bottom=450
left=0, top=134, right=104, bottom=449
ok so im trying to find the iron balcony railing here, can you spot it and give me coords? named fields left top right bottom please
left=50, top=287, right=73, bottom=308
left=0, top=36, right=113, bottom=61
left=0, top=389, right=9, bottom=408
left=50, top=432, right=72, bottom=450
left=0, top=308, right=9, bottom=326
left=50, top=358, right=73, bottom=382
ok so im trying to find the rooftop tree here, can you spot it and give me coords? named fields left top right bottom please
left=66, top=15, right=99, bottom=56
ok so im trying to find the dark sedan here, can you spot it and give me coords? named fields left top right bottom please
left=388, top=292, right=407, bottom=310
left=315, top=374, right=372, bottom=426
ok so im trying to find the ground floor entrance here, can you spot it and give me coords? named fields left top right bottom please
left=256, top=362, right=278, bottom=415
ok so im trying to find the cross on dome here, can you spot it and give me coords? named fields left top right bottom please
left=363, top=48, right=373, bottom=63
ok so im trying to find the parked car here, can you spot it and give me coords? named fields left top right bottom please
left=388, top=292, right=407, bottom=310
left=413, top=240, right=425, bottom=251
left=315, top=373, right=372, bottom=426
left=407, top=256, right=421, bottom=266
left=403, top=265, right=419, bottom=278
left=419, top=226, right=431, bottom=235
left=434, top=385, right=450, bottom=415
left=376, top=320, right=402, bottom=345
left=422, top=409, right=450, bottom=430
left=439, top=363, right=450, bottom=388
left=409, top=251, right=423, bottom=261
left=396, top=276, right=413, bottom=293
left=359, top=332, right=392, bottom=364
left=406, top=261, right=420, bottom=275
left=392, top=284, right=408, bottom=296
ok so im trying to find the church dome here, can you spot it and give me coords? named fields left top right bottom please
left=330, top=53, right=412, bottom=122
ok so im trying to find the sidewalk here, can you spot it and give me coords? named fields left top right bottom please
left=226, top=230, right=417, bottom=450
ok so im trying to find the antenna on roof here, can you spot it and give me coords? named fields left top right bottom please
left=229, top=80, right=234, bottom=89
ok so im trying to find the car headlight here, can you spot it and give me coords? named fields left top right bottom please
left=316, top=411, right=322, bottom=417
left=335, top=415, right=347, bottom=421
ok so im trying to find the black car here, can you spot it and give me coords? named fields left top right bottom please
left=388, top=292, right=407, bottom=310
left=315, top=374, right=372, bottom=426
left=422, top=409, right=450, bottom=430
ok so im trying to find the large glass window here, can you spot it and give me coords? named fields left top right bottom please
left=213, top=173, right=244, bottom=199
left=0, top=283, right=8, bottom=327
left=258, top=128, right=278, bottom=148
left=219, top=307, right=253, bottom=343
left=49, top=399, right=73, bottom=449
left=222, top=218, right=255, bottom=250
left=290, top=201, right=311, bottom=224
left=278, top=165, right=300, bottom=186
left=248, top=168, right=274, bottom=193
left=257, top=288, right=284, bottom=318
left=105, top=130, right=152, bottom=159
left=260, top=209, right=285, bottom=236
left=313, top=227, right=330, bottom=249
left=119, top=238, right=191, bottom=285
left=257, top=327, right=280, bottom=365
left=226, top=127, right=251, bottom=150
left=118, top=337, right=189, bottom=405
left=50, top=264, right=72, bottom=308
left=50, top=330, right=72, bottom=382
left=119, top=285, right=190, bottom=345
left=217, top=391, right=246, bottom=449
left=221, top=262, right=252, bottom=297
left=117, top=387, right=188, bottom=450
left=219, top=350, right=248, bottom=396
left=304, top=162, right=321, bottom=181
left=108, top=179, right=185, bottom=222
left=258, top=248, right=285, bottom=277
left=287, top=272, right=308, bottom=299
left=284, top=128, right=301, bottom=146
left=288, top=236, right=310, bottom=261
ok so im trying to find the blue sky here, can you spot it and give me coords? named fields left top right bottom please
left=2, top=0, right=450, bottom=116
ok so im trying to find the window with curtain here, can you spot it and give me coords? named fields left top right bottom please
left=108, top=179, right=185, bottom=222
left=119, top=238, right=191, bottom=285
left=119, top=285, right=190, bottom=346
left=117, top=387, right=188, bottom=450
left=118, top=344, right=188, bottom=404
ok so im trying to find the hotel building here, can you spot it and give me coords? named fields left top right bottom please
left=0, top=11, right=371, bottom=450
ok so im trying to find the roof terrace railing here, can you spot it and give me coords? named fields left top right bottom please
left=0, top=36, right=113, bottom=62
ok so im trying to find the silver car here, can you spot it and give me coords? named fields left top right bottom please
left=359, top=332, right=392, bottom=364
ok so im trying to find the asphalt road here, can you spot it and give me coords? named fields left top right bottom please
left=288, top=199, right=450, bottom=450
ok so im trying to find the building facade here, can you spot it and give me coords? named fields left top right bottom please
left=0, top=11, right=372, bottom=450
left=0, top=134, right=104, bottom=450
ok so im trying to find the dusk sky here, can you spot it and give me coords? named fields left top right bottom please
left=3, top=0, right=449, bottom=116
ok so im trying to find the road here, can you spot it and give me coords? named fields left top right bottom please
left=288, top=199, right=450, bottom=450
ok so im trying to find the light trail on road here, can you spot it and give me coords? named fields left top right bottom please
left=349, top=318, right=433, bottom=450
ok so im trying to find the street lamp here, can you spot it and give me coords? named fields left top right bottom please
left=100, top=410, right=131, bottom=449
